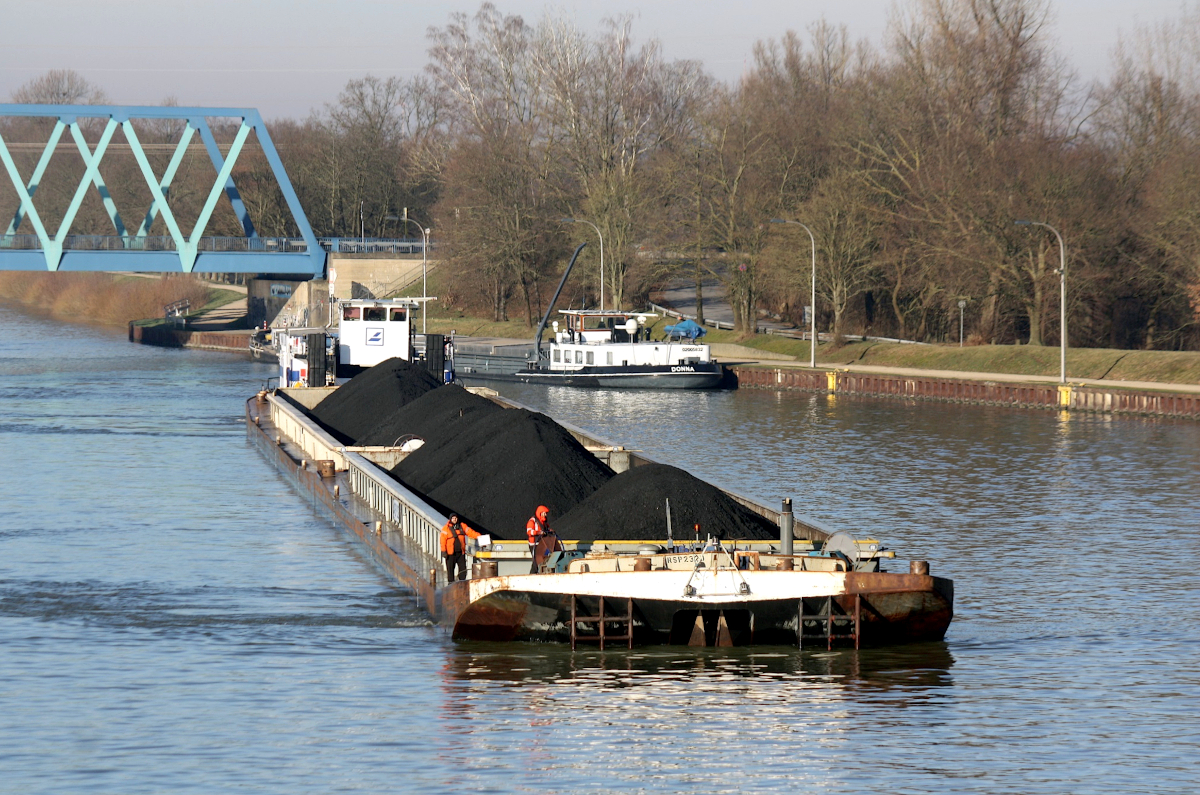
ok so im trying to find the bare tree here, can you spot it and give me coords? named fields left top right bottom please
left=797, top=169, right=881, bottom=341
left=536, top=16, right=704, bottom=309
left=11, top=69, right=107, bottom=105
left=428, top=3, right=560, bottom=322
left=1095, top=9, right=1200, bottom=347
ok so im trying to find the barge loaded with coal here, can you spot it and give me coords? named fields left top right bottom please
left=247, top=354, right=953, bottom=649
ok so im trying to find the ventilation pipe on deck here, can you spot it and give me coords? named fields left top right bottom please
left=781, top=498, right=794, bottom=557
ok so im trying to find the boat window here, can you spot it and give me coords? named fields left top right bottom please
left=389, top=308, right=407, bottom=322
left=364, top=307, right=386, bottom=322
left=606, top=351, right=613, bottom=365
left=342, top=306, right=361, bottom=321
left=586, top=351, right=594, bottom=365
left=575, top=350, right=583, bottom=364
left=553, top=349, right=561, bottom=363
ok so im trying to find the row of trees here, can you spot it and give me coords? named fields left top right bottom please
left=3, top=0, right=1200, bottom=349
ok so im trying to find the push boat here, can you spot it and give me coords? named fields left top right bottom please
left=455, top=308, right=724, bottom=390
left=271, top=297, right=448, bottom=388
left=454, top=242, right=725, bottom=390
left=247, top=382, right=954, bottom=649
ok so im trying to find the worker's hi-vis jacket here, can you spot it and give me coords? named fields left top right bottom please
left=526, top=516, right=546, bottom=546
left=440, top=520, right=481, bottom=556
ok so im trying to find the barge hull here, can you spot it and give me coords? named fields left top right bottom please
left=447, top=571, right=953, bottom=647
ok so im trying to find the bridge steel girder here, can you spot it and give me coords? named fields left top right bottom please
left=0, top=250, right=323, bottom=274
left=0, top=104, right=324, bottom=276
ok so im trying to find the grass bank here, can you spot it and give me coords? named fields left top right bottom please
left=399, top=270, right=546, bottom=339
left=0, top=273, right=242, bottom=327
left=698, top=331, right=1200, bottom=386
left=394, top=270, right=1200, bottom=385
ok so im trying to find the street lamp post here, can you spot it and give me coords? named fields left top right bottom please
left=1015, top=220, right=1067, bottom=383
left=561, top=218, right=604, bottom=311
left=401, top=208, right=430, bottom=334
left=360, top=200, right=365, bottom=252
left=770, top=219, right=818, bottom=368
left=958, top=299, right=967, bottom=347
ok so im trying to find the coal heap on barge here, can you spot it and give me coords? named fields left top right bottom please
left=302, top=358, right=780, bottom=542
left=555, top=463, right=778, bottom=542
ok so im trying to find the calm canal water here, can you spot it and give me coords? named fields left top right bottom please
left=2, top=304, right=1198, bottom=794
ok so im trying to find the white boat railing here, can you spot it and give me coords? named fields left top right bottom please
left=345, top=451, right=446, bottom=577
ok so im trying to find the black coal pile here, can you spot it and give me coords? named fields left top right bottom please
left=554, top=463, right=779, bottom=542
left=391, top=406, right=613, bottom=536
left=302, top=361, right=768, bottom=544
left=310, top=358, right=442, bottom=443
left=355, top=385, right=503, bottom=448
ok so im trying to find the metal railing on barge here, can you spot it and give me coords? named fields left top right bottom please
left=344, top=450, right=444, bottom=570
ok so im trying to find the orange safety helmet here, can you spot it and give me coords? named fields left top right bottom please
left=536, top=505, right=550, bottom=523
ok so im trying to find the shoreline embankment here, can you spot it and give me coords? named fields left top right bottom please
left=731, top=365, right=1200, bottom=419
left=128, top=323, right=252, bottom=353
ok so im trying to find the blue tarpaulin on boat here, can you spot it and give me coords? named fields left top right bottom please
left=664, top=319, right=706, bottom=339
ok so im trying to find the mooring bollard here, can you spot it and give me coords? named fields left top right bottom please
left=780, top=497, right=794, bottom=557
left=910, top=560, right=930, bottom=575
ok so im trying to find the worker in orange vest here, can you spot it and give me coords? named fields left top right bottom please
left=526, top=506, right=548, bottom=573
left=526, top=505, right=549, bottom=547
left=525, top=505, right=562, bottom=573
left=440, top=513, right=482, bottom=582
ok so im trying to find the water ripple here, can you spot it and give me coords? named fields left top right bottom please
left=2, top=306, right=1198, bottom=794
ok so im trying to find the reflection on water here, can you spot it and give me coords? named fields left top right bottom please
left=433, top=643, right=958, bottom=793
left=443, top=641, right=956, bottom=689
left=1, top=306, right=1198, bottom=794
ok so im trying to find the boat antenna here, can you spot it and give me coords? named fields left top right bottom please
left=535, top=242, right=587, bottom=361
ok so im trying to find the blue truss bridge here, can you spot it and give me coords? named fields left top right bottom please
left=0, top=104, right=338, bottom=276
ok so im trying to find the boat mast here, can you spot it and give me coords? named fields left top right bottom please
left=535, top=243, right=587, bottom=361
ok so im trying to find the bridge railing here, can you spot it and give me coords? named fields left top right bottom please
left=0, top=234, right=431, bottom=255
left=318, top=237, right=429, bottom=254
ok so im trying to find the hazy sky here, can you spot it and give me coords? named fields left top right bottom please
left=0, top=0, right=1190, bottom=119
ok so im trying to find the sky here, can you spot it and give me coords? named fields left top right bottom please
left=0, top=0, right=1191, bottom=119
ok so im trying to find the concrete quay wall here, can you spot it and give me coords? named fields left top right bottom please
left=732, top=366, right=1200, bottom=419
left=128, top=323, right=251, bottom=354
